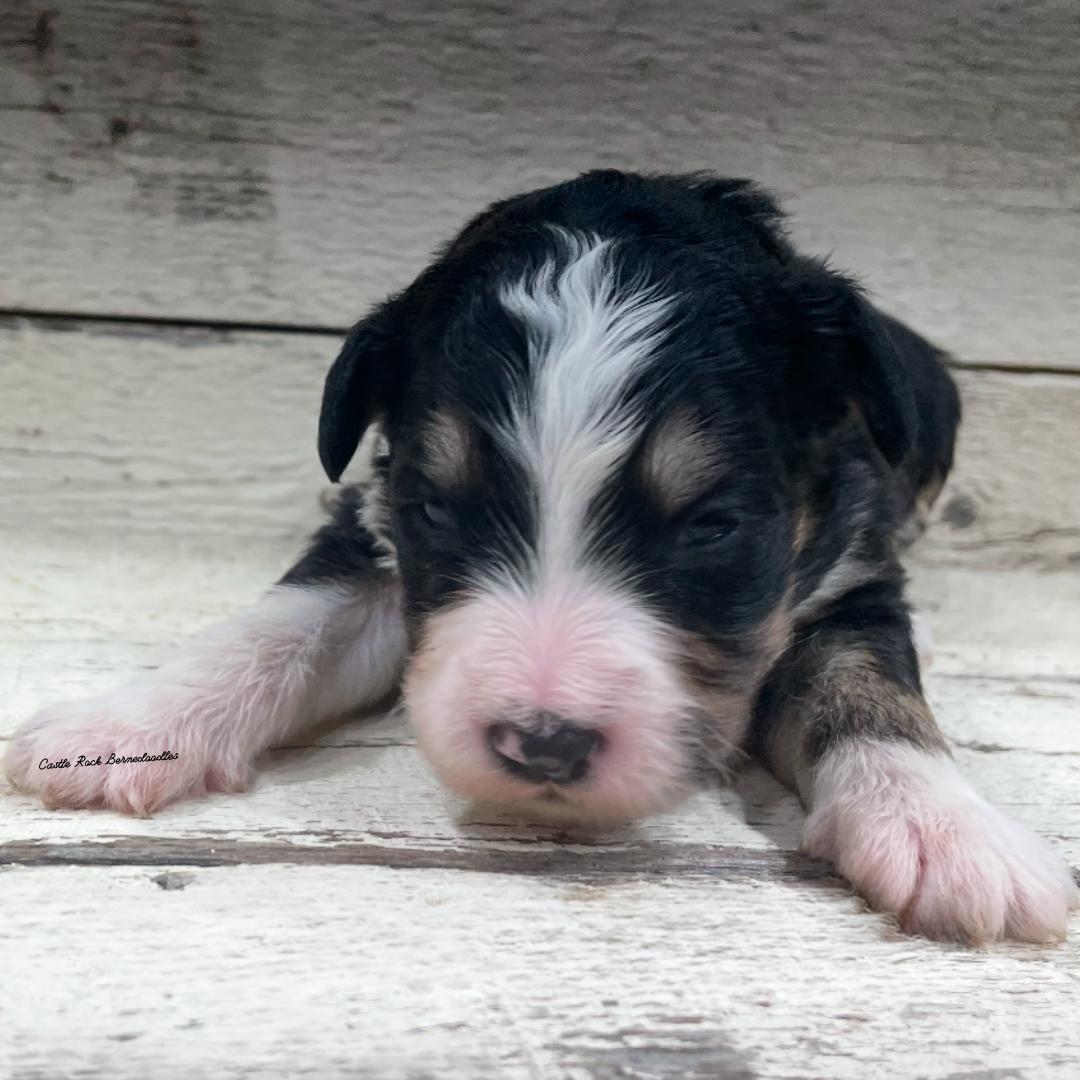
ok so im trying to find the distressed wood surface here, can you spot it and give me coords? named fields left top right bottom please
left=1, top=0, right=1079, bottom=370
left=3, top=545, right=1080, bottom=1079
left=0, top=317, right=328, bottom=545
left=4, top=317, right=1080, bottom=569
left=3, top=862, right=1080, bottom=1080
left=4, top=3, right=1080, bottom=1073
left=6, top=450, right=1077, bottom=1077
left=4, top=535, right=1080, bottom=865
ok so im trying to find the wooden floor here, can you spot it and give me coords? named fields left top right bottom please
left=3, top=327, right=1080, bottom=1080
left=3, top=1, right=1080, bottom=1076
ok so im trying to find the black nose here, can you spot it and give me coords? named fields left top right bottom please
left=488, top=715, right=601, bottom=785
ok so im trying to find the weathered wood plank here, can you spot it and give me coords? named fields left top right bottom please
left=916, top=373, right=1080, bottom=571
left=908, top=567, right=1080, bottom=672
left=1, top=0, right=1078, bottom=369
left=4, top=554, right=1080, bottom=871
left=0, top=832, right=840, bottom=884
left=4, top=332, right=1080, bottom=1076
left=3, top=320, right=1080, bottom=881
left=0, top=318, right=328, bottom=543
left=2, top=862, right=1078, bottom=1079
left=4, top=319, right=1080, bottom=568
left=2, top=723, right=1077, bottom=869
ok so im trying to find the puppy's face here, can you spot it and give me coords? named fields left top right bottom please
left=319, top=174, right=915, bottom=823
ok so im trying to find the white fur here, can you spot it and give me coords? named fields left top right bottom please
left=790, top=550, right=880, bottom=624
left=790, top=497, right=879, bottom=625
left=404, top=572, right=707, bottom=824
left=499, top=230, right=673, bottom=578
left=4, top=582, right=407, bottom=814
left=910, top=612, right=935, bottom=669
left=355, top=428, right=399, bottom=571
left=804, top=741, right=1079, bottom=943
left=401, top=237, right=713, bottom=821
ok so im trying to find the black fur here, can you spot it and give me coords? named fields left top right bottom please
left=278, top=485, right=388, bottom=586
left=310, top=169, right=960, bottom=776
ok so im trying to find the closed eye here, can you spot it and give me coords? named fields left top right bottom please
left=400, top=496, right=457, bottom=533
left=679, top=505, right=741, bottom=547
left=420, top=500, right=454, bottom=529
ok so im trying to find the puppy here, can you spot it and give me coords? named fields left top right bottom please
left=7, top=171, right=1076, bottom=943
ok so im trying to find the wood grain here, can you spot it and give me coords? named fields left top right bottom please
left=4, top=317, right=1079, bottom=567
left=2, top=863, right=1078, bottom=1079
left=1, top=0, right=1078, bottom=369
left=4, top=5, right=1080, bottom=1072
left=916, top=371, right=1080, bottom=571
left=0, top=317, right=329, bottom=543
left=4, top=546, right=1080, bottom=869
left=4, top=318, right=1080, bottom=1078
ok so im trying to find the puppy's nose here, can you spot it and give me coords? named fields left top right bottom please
left=488, top=715, right=600, bottom=785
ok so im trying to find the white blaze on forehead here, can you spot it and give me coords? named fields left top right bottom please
left=498, top=231, right=674, bottom=576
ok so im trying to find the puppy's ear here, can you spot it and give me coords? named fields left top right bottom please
left=791, top=265, right=918, bottom=467
left=318, top=296, right=409, bottom=483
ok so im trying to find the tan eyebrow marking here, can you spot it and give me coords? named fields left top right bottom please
left=421, top=409, right=478, bottom=489
left=641, top=408, right=727, bottom=516
left=793, top=504, right=816, bottom=554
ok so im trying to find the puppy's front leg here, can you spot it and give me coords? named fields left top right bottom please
left=757, top=581, right=1078, bottom=943
left=4, top=488, right=406, bottom=815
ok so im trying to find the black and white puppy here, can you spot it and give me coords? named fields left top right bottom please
left=7, top=171, right=1076, bottom=943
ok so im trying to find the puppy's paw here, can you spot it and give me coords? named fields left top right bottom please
left=4, top=688, right=247, bottom=815
left=805, top=741, right=1079, bottom=944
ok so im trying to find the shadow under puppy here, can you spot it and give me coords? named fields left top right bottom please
left=7, top=170, right=1077, bottom=944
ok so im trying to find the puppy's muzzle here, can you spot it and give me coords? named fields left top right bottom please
left=487, top=713, right=602, bottom=785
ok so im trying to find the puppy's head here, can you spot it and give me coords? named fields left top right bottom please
left=319, top=171, right=918, bottom=823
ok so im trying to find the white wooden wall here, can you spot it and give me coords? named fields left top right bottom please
left=2, top=0, right=1079, bottom=369
left=2, top=1, right=1079, bottom=1077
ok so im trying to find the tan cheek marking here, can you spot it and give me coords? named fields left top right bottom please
left=674, top=601, right=794, bottom=774
left=760, top=599, right=794, bottom=667
left=401, top=601, right=465, bottom=710
left=422, top=410, right=478, bottom=490
left=918, top=470, right=948, bottom=512
left=642, top=410, right=727, bottom=516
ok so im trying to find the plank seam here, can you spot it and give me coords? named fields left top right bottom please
left=3, top=309, right=1080, bottom=378
left=0, top=309, right=349, bottom=338
left=0, top=837, right=845, bottom=882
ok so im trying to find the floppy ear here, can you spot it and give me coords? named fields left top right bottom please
left=318, top=296, right=410, bottom=483
left=791, top=264, right=918, bottom=467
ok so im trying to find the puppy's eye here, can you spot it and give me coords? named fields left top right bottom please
left=680, top=507, right=740, bottom=547
left=418, top=499, right=454, bottom=530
